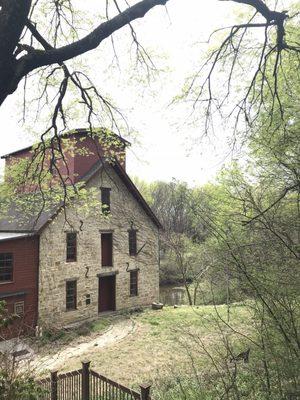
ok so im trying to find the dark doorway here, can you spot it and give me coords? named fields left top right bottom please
left=98, top=275, right=116, bottom=312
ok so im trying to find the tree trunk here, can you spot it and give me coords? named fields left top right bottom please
left=184, top=282, right=193, bottom=306
left=0, top=0, right=32, bottom=106
left=0, top=60, right=17, bottom=106
left=193, top=281, right=200, bottom=305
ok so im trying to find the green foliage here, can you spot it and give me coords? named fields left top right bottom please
left=89, top=318, right=112, bottom=333
left=0, top=373, right=45, bottom=400
left=37, top=317, right=111, bottom=346
left=156, top=377, right=214, bottom=400
left=0, top=301, right=17, bottom=330
left=134, top=178, right=212, bottom=243
left=134, top=179, right=218, bottom=289
left=138, top=305, right=249, bottom=336
left=0, top=300, right=45, bottom=400
left=135, top=37, right=300, bottom=395
left=155, top=367, right=291, bottom=400
left=0, top=129, right=128, bottom=230
left=160, top=234, right=202, bottom=285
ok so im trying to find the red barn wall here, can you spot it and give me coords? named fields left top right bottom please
left=0, top=236, right=39, bottom=340
left=4, top=144, right=75, bottom=191
left=3, top=132, right=126, bottom=190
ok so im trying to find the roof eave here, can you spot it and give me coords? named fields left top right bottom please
left=0, top=232, right=36, bottom=243
left=112, top=162, right=163, bottom=230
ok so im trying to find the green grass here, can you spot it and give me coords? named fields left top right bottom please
left=136, top=304, right=251, bottom=335
left=35, top=316, right=111, bottom=346
left=34, top=304, right=253, bottom=389
left=134, top=305, right=258, bottom=400
left=89, top=318, right=112, bottom=333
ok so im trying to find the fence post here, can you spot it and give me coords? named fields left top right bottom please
left=140, top=384, right=151, bottom=400
left=82, top=360, right=90, bottom=400
left=50, top=371, right=58, bottom=400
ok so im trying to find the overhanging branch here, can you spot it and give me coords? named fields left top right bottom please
left=220, top=0, right=288, bottom=22
left=16, top=0, right=169, bottom=84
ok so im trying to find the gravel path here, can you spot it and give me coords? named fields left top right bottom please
left=31, top=317, right=136, bottom=373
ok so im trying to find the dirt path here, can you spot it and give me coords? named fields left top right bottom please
left=32, top=317, right=136, bottom=373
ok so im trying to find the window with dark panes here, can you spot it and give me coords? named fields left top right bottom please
left=66, top=280, right=77, bottom=310
left=101, top=187, right=111, bottom=214
left=128, top=229, right=137, bottom=256
left=130, top=270, right=138, bottom=296
left=0, top=253, right=13, bottom=282
left=66, top=232, right=77, bottom=262
left=101, top=233, right=113, bottom=267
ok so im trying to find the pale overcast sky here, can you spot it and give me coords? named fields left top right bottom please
left=0, top=0, right=245, bottom=186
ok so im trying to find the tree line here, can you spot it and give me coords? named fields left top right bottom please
left=134, top=48, right=300, bottom=397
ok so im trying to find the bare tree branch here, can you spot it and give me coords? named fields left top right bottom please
left=0, top=0, right=169, bottom=104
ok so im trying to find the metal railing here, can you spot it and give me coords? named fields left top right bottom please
left=37, top=361, right=151, bottom=400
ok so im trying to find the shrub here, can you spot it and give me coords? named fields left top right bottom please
left=0, top=366, right=45, bottom=400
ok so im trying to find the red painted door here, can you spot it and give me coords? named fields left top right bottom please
left=98, top=276, right=116, bottom=312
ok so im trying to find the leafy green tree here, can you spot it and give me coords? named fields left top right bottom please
left=134, top=178, right=212, bottom=242
left=143, top=54, right=300, bottom=393
left=0, top=301, right=45, bottom=400
left=0, top=1, right=299, bottom=197
left=176, top=56, right=300, bottom=394
left=162, top=233, right=208, bottom=305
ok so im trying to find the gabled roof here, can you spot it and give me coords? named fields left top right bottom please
left=0, top=160, right=162, bottom=233
left=0, top=196, right=60, bottom=233
left=83, top=160, right=162, bottom=229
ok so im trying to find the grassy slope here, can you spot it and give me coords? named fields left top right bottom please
left=42, top=304, right=251, bottom=390
left=32, top=317, right=112, bottom=347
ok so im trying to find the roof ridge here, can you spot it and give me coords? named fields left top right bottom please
left=0, top=159, right=162, bottom=232
left=1, top=128, right=130, bottom=159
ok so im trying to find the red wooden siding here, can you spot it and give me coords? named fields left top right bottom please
left=3, top=131, right=127, bottom=191
left=73, top=134, right=126, bottom=180
left=4, top=144, right=75, bottom=192
left=0, top=236, right=39, bottom=340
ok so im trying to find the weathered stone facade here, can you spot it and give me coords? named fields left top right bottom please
left=38, top=165, right=160, bottom=328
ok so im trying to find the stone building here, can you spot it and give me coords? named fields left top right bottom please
left=0, top=129, right=161, bottom=338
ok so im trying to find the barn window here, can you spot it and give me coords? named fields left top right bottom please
left=101, top=187, right=111, bottom=214
left=128, top=229, right=137, bottom=256
left=130, top=270, right=138, bottom=297
left=66, top=280, right=77, bottom=311
left=66, top=232, right=77, bottom=262
left=14, top=301, right=25, bottom=316
left=101, top=233, right=113, bottom=267
left=0, top=253, right=13, bottom=282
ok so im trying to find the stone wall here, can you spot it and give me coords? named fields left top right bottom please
left=38, top=165, right=160, bottom=328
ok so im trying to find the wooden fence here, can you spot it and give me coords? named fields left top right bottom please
left=37, top=361, right=151, bottom=400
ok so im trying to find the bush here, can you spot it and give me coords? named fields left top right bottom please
left=159, top=260, right=183, bottom=285
left=0, top=369, right=45, bottom=400
left=195, top=279, right=247, bottom=306
left=36, top=317, right=111, bottom=345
